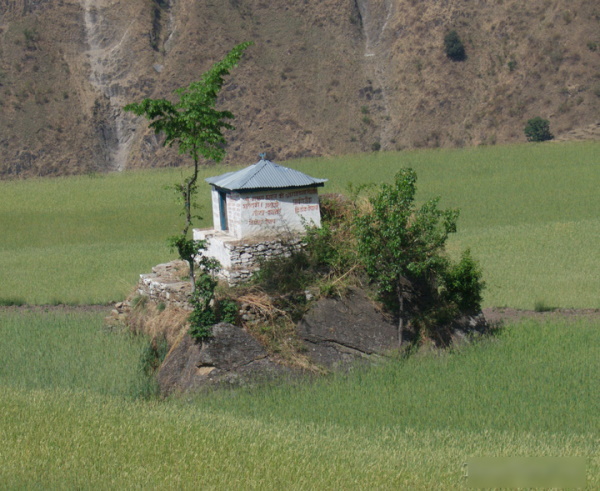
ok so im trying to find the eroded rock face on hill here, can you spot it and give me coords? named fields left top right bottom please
left=2, top=0, right=599, bottom=178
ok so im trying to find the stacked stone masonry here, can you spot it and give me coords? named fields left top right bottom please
left=137, top=261, right=192, bottom=309
left=207, top=237, right=304, bottom=285
left=135, top=236, right=305, bottom=309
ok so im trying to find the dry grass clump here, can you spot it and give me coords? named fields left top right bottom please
left=235, top=288, right=322, bottom=373
left=127, top=298, right=190, bottom=348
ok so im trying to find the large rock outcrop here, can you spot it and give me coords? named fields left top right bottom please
left=136, top=262, right=488, bottom=395
left=156, top=323, right=288, bottom=396
left=298, top=287, right=489, bottom=367
left=297, top=288, right=398, bottom=368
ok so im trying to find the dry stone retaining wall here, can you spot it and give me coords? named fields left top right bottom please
left=137, top=261, right=192, bottom=309
left=212, top=237, right=304, bottom=285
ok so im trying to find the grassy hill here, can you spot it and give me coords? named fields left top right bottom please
left=1, top=141, right=598, bottom=308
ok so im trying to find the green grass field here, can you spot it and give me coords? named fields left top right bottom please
left=0, top=313, right=597, bottom=488
left=0, top=310, right=155, bottom=398
left=0, top=142, right=598, bottom=488
left=1, top=141, right=598, bottom=307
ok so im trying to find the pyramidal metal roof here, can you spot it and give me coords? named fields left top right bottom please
left=205, top=159, right=327, bottom=191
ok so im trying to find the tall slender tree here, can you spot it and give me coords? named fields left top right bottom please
left=124, top=42, right=252, bottom=289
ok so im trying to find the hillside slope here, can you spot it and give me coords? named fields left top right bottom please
left=0, top=0, right=598, bottom=177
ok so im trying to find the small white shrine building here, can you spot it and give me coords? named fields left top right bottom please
left=193, top=156, right=327, bottom=284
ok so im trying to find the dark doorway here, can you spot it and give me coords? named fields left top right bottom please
left=218, top=191, right=228, bottom=231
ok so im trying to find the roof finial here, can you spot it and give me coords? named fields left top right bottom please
left=259, top=152, right=267, bottom=160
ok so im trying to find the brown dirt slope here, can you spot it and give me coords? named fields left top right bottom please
left=1, top=0, right=599, bottom=178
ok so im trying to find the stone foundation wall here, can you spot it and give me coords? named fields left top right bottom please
left=136, top=261, right=192, bottom=309
left=206, top=236, right=304, bottom=285
left=134, top=237, right=305, bottom=306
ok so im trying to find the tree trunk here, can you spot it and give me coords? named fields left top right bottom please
left=182, top=155, right=199, bottom=237
left=188, top=259, right=196, bottom=293
left=181, top=151, right=199, bottom=293
left=397, top=288, right=404, bottom=346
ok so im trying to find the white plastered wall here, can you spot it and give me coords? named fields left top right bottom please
left=210, top=188, right=222, bottom=231
left=238, top=187, right=321, bottom=239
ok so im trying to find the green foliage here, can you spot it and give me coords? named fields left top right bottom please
left=303, top=194, right=357, bottom=275
left=167, top=236, right=203, bottom=264
left=124, top=42, right=251, bottom=166
left=187, top=253, right=240, bottom=340
left=252, top=170, right=483, bottom=344
left=355, top=168, right=458, bottom=298
left=524, top=116, right=554, bottom=142
left=354, top=168, right=483, bottom=342
left=252, top=249, right=312, bottom=295
left=441, top=249, right=484, bottom=314
left=303, top=224, right=337, bottom=271
left=167, top=235, right=206, bottom=286
left=139, top=335, right=169, bottom=375
left=188, top=256, right=221, bottom=340
left=188, top=275, right=217, bottom=339
left=303, top=224, right=346, bottom=276
left=443, top=30, right=466, bottom=61
left=216, top=298, right=239, bottom=324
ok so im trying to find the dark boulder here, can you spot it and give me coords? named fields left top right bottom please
left=297, top=288, right=399, bottom=368
left=447, top=311, right=489, bottom=347
left=155, top=290, right=489, bottom=395
left=156, top=323, right=287, bottom=396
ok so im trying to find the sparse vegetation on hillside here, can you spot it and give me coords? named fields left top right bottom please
left=1, top=0, right=599, bottom=177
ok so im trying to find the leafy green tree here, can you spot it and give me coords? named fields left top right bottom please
left=354, top=168, right=484, bottom=345
left=524, top=117, right=553, bottom=142
left=444, top=30, right=466, bottom=61
left=124, top=42, right=251, bottom=290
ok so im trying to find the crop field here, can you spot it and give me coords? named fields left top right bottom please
left=0, top=142, right=598, bottom=488
left=0, top=313, right=598, bottom=488
left=1, top=141, right=598, bottom=308
left=0, top=310, right=155, bottom=398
